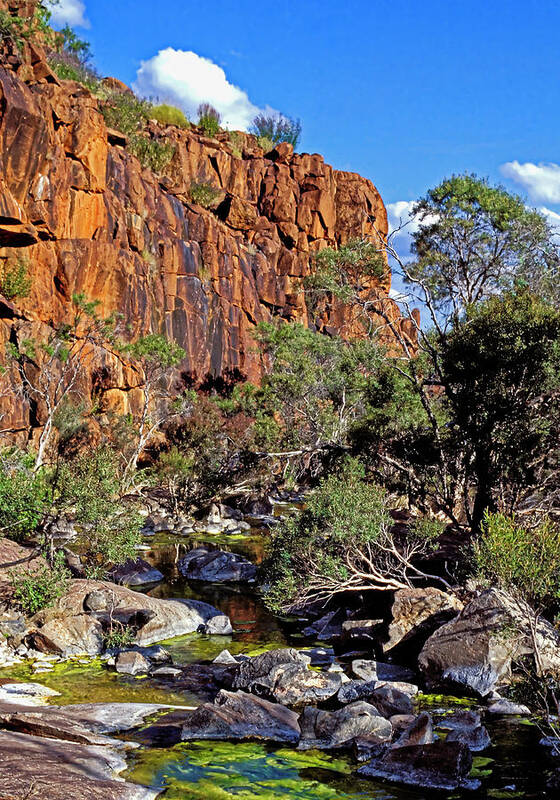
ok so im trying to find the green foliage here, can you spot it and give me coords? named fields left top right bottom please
left=474, top=512, right=560, bottom=610
left=256, top=135, right=274, bottom=153
left=197, top=102, right=221, bottom=135
left=103, top=623, right=136, bottom=650
left=189, top=181, right=222, bottom=208
left=47, top=51, right=99, bottom=91
left=129, top=133, right=175, bottom=172
left=150, top=103, right=189, bottom=129
left=56, top=23, right=91, bottom=63
left=408, top=173, right=560, bottom=314
left=251, top=113, right=302, bottom=149
left=305, top=239, right=386, bottom=311
left=0, top=451, right=47, bottom=541
left=228, top=131, right=243, bottom=158
left=264, top=458, right=441, bottom=611
left=101, top=92, right=151, bottom=136
left=53, top=446, right=141, bottom=572
left=11, top=552, right=70, bottom=616
left=441, top=290, right=560, bottom=527
left=123, top=333, right=184, bottom=369
left=0, top=259, right=32, bottom=300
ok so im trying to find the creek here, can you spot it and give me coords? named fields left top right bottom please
left=1, top=520, right=555, bottom=799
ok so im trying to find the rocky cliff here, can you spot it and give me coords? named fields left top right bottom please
left=0, top=0, right=414, bottom=441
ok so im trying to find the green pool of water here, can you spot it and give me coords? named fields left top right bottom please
left=124, top=741, right=404, bottom=800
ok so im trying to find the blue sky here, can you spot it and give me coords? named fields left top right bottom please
left=50, top=0, right=560, bottom=256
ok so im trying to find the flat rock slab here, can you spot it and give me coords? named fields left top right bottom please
left=0, top=730, right=157, bottom=799
left=351, top=659, right=416, bottom=683
left=358, top=740, right=477, bottom=791
left=181, top=689, right=300, bottom=744
left=0, top=682, right=60, bottom=706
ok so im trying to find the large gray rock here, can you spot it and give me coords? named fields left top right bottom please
left=178, top=547, right=257, bottom=583
left=351, top=659, right=416, bottom=683
left=31, top=579, right=232, bottom=653
left=0, top=730, right=157, bottom=799
left=115, top=651, right=151, bottom=675
left=252, top=661, right=342, bottom=706
left=358, top=740, right=476, bottom=791
left=180, top=689, right=300, bottom=744
left=108, top=558, right=164, bottom=586
left=298, top=702, right=392, bottom=750
left=231, top=648, right=310, bottom=690
left=384, top=587, right=463, bottom=653
left=418, top=589, right=560, bottom=696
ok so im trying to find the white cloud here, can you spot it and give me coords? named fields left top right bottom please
left=501, top=160, right=560, bottom=203
left=538, top=205, right=560, bottom=230
left=134, top=48, right=271, bottom=131
left=386, top=200, right=437, bottom=261
left=47, top=0, right=89, bottom=28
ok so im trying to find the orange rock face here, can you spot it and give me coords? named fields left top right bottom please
left=0, top=0, right=414, bottom=441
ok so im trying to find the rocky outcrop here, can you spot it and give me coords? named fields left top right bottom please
left=0, top=1, right=415, bottom=443
left=178, top=547, right=257, bottom=583
left=29, top=578, right=232, bottom=654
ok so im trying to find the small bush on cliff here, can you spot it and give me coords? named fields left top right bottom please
left=101, top=92, right=151, bottom=136
left=0, top=259, right=32, bottom=300
left=189, top=181, right=222, bottom=208
left=251, top=113, right=302, bottom=149
left=228, top=131, right=243, bottom=158
left=151, top=104, right=189, bottom=129
left=197, top=103, right=221, bottom=136
left=11, top=551, right=70, bottom=616
left=129, top=134, right=175, bottom=172
left=47, top=51, right=99, bottom=91
left=257, top=135, right=274, bottom=153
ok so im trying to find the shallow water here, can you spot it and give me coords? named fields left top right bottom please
left=3, top=525, right=557, bottom=798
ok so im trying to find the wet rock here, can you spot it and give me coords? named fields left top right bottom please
left=180, top=689, right=300, bottom=744
left=0, top=730, right=157, bottom=799
left=108, top=558, right=164, bottom=587
left=337, top=679, right=379, bottom=705
left=487, top=699, right=531, bottom=715
left=341, top=618, right=384, bottom=644
left=298, top=702, right=392, bottom=750
left=178, top=547, right=257, bottom=583
left=438, top=709, right=491, bottom=752
left=351, top=659, right=416, bottom=683
left=252, top=661, right=342, bottom=706
left=302, top=608, right=348, bottom=640
left=115, top=651, right=151, bottom=675
left=357, top=740, right=476, bottom=791
left=366, top=683, right=414, bottom=717
left=384, top=587, right=463, bottom=654
left=231, top=648, right=310, bottom=690
left=0, top=683, right=60, bottom=707
left=151, top=666, right=182, bottom=679
left=393, top=711, right=433, bottom=748
left=418, top=589, right=560, bottom=696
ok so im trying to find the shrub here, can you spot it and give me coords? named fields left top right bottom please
left=0, top=451, right=47, bottom=542
left=101, top=92, right=151, bottom=136
left=197, top=102, right=221, bottom=136
left=251, top=113, right=302, bottom=149
left=129, top=134, right=175, bottom=172
left=150, top=103, right=189, bottom=129
left=228, top=131, right=243, bottom=158
left=0, top=259, right=32, bottom=300
left=257, top=135, right=274, bottom=153
left=47, top=51, right=100, bottom=92
left=189, top=181, right=222, bottom=208
left=263, top=458, right=443, bottom=612
left=103, top=623, right=135, bottom=650
left=11, top=552, right=70, bottom=616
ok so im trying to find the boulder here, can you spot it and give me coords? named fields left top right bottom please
left=298, top=702, right=392, bottom=750
left=337, top=679, right=379, bottom=705
left=231, top=648, right=310, bottom=690
left=487, top=699, right=531, bottom=715
left=393, top=711, right=433, bottom=748
left=366, top=683, right=414, bottom=717
left=351, top=659, right=416, bottom=683
left=178, top=547, right=257, bottom=583
left=251, top=661, right=342, bottom=706
left=0, top=730, right=157, bottom=799
left=115, top=651, right=151, bottom=675
left=358, top=740, right=476, bottom=791
left=108, top=558, right=164, bottom=586
left=341, top=618, right=384, bottom=644
left=32, top=579, right=232, bottom=651
left=438, top=709, right=491, bottom=752
left=32, top=613, right=104, bottom=657
left=302, top=608, right=348, bottom=640
left=180, top=689, right=300, bottom=743
left=418, top=589, right=560, bottom=696
left=384, top=587, right=463, bottom=653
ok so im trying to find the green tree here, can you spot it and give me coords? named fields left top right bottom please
left=264, top=458, right=444, bottom=612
